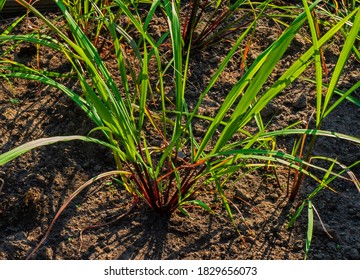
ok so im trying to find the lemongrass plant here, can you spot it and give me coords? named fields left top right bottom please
left=282, top=0, right=360, bottom=259
left=179, top=0, right=266, bottom=50
left=0, top=0, right=359, bottom=258
left=288, top=0, right=360, bottom=200
left=61, top=0, right=119, bottom=51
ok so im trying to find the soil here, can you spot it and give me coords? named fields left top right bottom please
left=0, top=2, right=360, bottom=260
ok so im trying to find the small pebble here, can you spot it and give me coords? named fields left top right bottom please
left=348, top=208, right=357, bottom=216
left=234, top=189, right=250, bottom=201
left=261, top=102, right=279, bottom=118
left=220, top=230, right=235, bottom=240
left=293, top=93, right=307, bottom=109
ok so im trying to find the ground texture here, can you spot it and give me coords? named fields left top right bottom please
left=0, top=3, right=359, bottom=260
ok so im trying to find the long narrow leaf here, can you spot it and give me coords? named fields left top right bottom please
left=196, top=1, right=320, bottom=158
left=305, top=201, right=314, bottom=260
left=237, top=7, right=359, bottom=131
left=322, top=7, right=360, bottom=118
left=302, top=0, right=323, bottom=126
left=0, top=136, right=124, bottom=166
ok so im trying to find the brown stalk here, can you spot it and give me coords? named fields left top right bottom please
left=167, top=164, right=207, bottom=213
left=288, top=115, right=312, bottom=201
left=289, top=132, right=321, bottom=201
left=312, top=10, right=329, bottom=77
left=132, top=162, right=159, bottom=210
left=240, top=30, right=254, bottom=76
left=156, top=159, right=206, bottom=183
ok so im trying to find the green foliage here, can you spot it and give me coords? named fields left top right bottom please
left=179, top=0, right=269, bottom=50
left=61, top=0, right=117, bottom=49
left=0, top=0, right=359, bottom=258
left=0, top=0, right=5, bottom=12
left=288, top=0, right=360, bottom=201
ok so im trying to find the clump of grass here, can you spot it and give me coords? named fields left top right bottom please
left=179, top=0, right=269, bottom=50
left=0, top=0, right=359, bottom=259
left=61, top=0, right=118, bottom=53
left=284, top=0, right=360, bottom=258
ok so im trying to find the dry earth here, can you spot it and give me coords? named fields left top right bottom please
left=0, top=2, right=359, bottom=260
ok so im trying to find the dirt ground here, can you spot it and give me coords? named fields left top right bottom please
left=0, top=3, right=359, bottom=260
